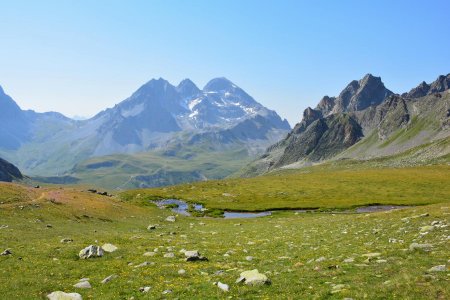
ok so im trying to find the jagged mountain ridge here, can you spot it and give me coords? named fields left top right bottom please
left=0, top=77, right=290, bottom=179
left=241, top=73, right=450, bottom=176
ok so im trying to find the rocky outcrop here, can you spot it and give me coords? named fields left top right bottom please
left=376, top=95, right=410, bottom=140
left=404, top=74, right=450, bottom=98
left=241, top=73, right=450, bottom=176
left=274, top=114, right=363, bottom=167
left=332, top=74, right=393, bottom=114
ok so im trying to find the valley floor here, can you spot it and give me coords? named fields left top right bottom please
left=0, top=170, right=449, bottom=299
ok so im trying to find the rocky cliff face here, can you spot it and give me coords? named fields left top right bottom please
left=241, top=73, right=450, bottom=176
left=314, top=74, right=393, bottom=118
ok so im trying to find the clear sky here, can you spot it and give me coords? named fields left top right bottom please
left=1, top=0, right=449, bottom=125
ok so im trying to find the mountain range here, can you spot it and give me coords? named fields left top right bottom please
left=0, top=78, right=290, bottom=188
left=241, top=73, right=450, bottom=176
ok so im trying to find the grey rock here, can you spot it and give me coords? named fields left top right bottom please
left=409, top=243, right=433, bottom=251
left=215, top=281, right=229, bottom=292
left=1, top=249, right=12, bottom=256
left=73, top=281, right=91, bottom=289
left=139, top=286, right=151, bottom=293
left=47, top=291, right=82, bottom=300
left=236, top=269, right=270, bottom=286
left=101, top=274, right=118, bottom=284
left=102, top=243, right=118, bottom=253
left=78, top=245, right=104, bottom=259
left=60, top=238, right=73, bottom=243
left=164, top=252, right=175, bottom=258
left=165, top=216, right=176, bottom=222
left=134, top=261, right=154, bottom=268
left=185, top=250, right=208, bottom=262
left=147, top=225, right=157, bottom=230
left=428, top=265, right=446, bottom=272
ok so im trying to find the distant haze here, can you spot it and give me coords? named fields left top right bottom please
left=1, top=0, right=450, bottom=125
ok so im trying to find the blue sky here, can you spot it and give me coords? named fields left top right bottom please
left=1, top=0, right=449, bottom=124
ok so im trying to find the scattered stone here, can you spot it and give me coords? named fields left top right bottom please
left=102, top=243, right=118, bottom=253
left=143, top=252, right=156, bottom=257
left=134, top=261, right=154, bottom=268
left=185, top=250, right=208, bottom=262
left=236, top=269, right=270, bottom=286
left=47, top=291, right=82, bottom=300
left=362, top=253, right=381, bottom=258
left=78, top=245, right=104, bottom=259
left=147, top=225, right=157, bottom=230
left=139, top=286, right=151, bottom=293
left=60, top=238, right=73, bottom=243
left=1, top=249, right=12, bottom=256
left=420, top=225, right=434, bottom=233
left=101, top=274, right=118, bottom=284
left=46, top=224, right=53, bottom=228
left=0, top=225, right=8, bottom=229
left=178, top=269, right=186, bottom=275
left=315, top=256, right=326, bottom=262
left=343, top=258, right=354, bottom=263
left=162, top=290, right=172, bottom=294
left=428, top=265, right=446, bottom=272
left=409, top=243, right=433, bottom=252
left=245, top=256, right=254, bottom=261
left=214, top=281, right=229, bottom=292
left=411, top=213, right=429, bottom=219
left=164, top=253, right=175, bottom=258
left=165, top=216, right=176, bottom=222
left=73, top=281, right=91, bottom=289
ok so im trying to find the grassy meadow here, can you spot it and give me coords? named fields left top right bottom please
left=0, top=164, right=449, bottom=299
left=122, top=165, right=450, bottom=211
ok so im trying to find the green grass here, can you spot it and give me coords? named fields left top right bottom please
left=121, top=165, right=450, bottom=211
left=0, top=181, right=449, bottom=299
left=67, top=146, right=253, bottom=190
left=379, top=116, right=432, bottom=148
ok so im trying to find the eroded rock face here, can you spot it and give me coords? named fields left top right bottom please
left=275, top=114, right=363, bottom=167
left=376, top=95, right=410, bottom=140
left=47, top=291, right=82, bottom=300
left=332, top=74, right=393, bottom=114
left=78, top=245, right=104, bottom=259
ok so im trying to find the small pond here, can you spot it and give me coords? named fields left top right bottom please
left=153, top=200, right=410, bottom=218
left=153, top=199, right=272, bottom=219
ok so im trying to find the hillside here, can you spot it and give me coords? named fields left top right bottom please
left=0, top=157, right=23, bottom=182
left=242, top=74, right=450, bottom=176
